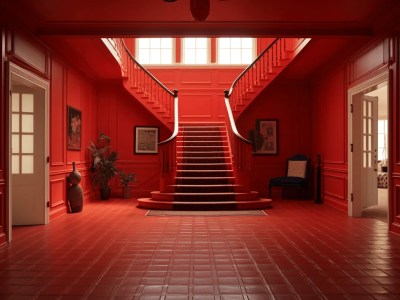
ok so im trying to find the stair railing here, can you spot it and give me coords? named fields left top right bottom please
left=159, top=90, right=179, bottom=192
left=226, top=38, right=281, bottom=112
left=105, top=38, right=179, bottom=192
left=111, top=38, right=177, bottom=127
left=223, top=90, right=253, bottom=191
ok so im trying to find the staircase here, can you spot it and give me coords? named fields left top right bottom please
left=138, top=123, right=272, bottom=210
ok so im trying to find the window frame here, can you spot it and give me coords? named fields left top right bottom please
left=182, top=37, right=210, bottom=65
left=216, top=37, right=256, bottom=65
left=136, top=37, right=175, bottom=65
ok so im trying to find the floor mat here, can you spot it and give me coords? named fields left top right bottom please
left=146, top=210, right=267, bottom=216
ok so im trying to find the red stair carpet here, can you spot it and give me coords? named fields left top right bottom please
left=138, top=123, right=272, bottom=210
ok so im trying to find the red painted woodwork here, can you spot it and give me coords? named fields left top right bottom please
left=96, top=84, right=169, bottom=198
left=389, top=34, right=400, bottom=235
left=236, top=82, right=312, bottom=197
left=150, top=67, right=244, bottom=122
left=0, top=30, right=6, bottom=244
left=1, top=0, right=400, bottom=239
left=6, top=0, right=400, bottom=36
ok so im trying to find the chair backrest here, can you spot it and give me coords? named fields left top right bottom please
left=286, top=154, right=310, bottom=180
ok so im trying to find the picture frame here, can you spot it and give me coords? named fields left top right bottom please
left=67, top=106, right=82, bottom=150
left=253, top=119, right=278, bottom=155
left=134, top=126, right=159, bottom=154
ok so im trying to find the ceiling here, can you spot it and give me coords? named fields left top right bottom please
left=2, top=0, right=399, bottom=82
left=2, top=0, right=400, bottom=37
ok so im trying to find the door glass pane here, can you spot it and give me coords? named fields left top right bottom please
left=363, top=118, right=367, bottom=134
left=12, top=114, right=20, bottom=132
left=12, top=93, right=20, bottom=112
left=22, top=94, right=34, bottom=112
left=363, top=135, right=366, bottom=151
left=368, top=152, right=372, bottom=168
left=12, top=155, right=19, bottom=174
left=22, top=115, right=34, bottom=133
left=363, top=100, right=366, bottom=116
left=12, top=134, right=19, bottom=154
left=22, top=135, right=34, bottom=153
left=21, top=155, right=34, bottom=174
left=368, top=136, right=372, bottom=151
left=363, top=153, right=367, bottom=168
left=368, top=101, right=372, bottom=117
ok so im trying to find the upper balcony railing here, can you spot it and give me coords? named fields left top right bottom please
left=225, top=38, right=310, bottom=114
left=103, top=38, right=178, bottom=138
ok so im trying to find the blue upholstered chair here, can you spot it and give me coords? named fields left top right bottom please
left=268, top=154, right=310, bottom=198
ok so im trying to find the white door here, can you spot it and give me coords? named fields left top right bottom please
left=352, top=94, right=378, bottom=216
left=360, top=95, right=378, bottom=208
left=348, top=71, right=389, bottom=218
left=9, top=64, right=49, bottom=228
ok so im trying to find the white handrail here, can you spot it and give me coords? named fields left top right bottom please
left=159, top=90, right=179, bottom=145
left=224, top=93, right=252, bottom=144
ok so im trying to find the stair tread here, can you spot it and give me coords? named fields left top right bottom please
left=178, top=170, right=233, bottom=172
left=177, top=163, right=232, bottom=165
left=175, top=176, right=235, bottom=179
left=171, top=184, right=239, bottom=187
left=177, top=146, right=229, bottom=148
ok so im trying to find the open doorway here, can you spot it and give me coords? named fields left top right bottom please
left=348, top=71, right=389, bottom=223
left=7, top=63, right=50, bottom=242
left=361, top=85, right=388, bottom=222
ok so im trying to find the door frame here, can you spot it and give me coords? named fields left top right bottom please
left=6, top=63, right=50, bottom=241
left=348, top=70, right=389, bottom=218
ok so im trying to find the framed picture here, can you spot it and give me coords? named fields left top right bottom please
left=67, top=106, right=82, bottom=150
left=134, top=126, right=159, bottom=154
left=253, top=119, right=278, bottom=155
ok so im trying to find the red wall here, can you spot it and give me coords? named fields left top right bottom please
left=96, top=84, right=169, bottom=198
left=236, top=81, right=312, bottom=196
left=310, top=60, right=348, bottom=212
left=150, top=67, right=244, bottom=122
left=49, top=57, right=97, bottom=219
left=311, top=38, right=400, bottom=222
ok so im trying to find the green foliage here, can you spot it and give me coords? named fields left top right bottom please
left=119, top=170, right=136, bottom=188
left=88, top=132, right=118, bottom=190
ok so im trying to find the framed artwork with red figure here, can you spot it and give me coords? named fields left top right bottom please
left=67, top=106, right=81, bottom=150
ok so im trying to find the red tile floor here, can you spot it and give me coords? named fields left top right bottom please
left=1, top=198, right=400, bottom=299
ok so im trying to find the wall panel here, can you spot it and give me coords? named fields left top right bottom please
left=50, top=58, right=65, bottom=166
left=150, top=67, right=243, bottom=122
left=11, top=32, right=48, bottom=75
left=349, top=38, right=392, bottom=85
left=323, top=169, right=347, bottom=212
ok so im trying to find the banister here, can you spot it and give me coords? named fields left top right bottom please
left=120, top=39, right=175, bottom=97
left=159, top=89, right=179, bottom=145
left=114, top=38, right=179, bottom=144
left=226, top=38, right=279, bottom=97
left=224, top=90, right=252, bottom=144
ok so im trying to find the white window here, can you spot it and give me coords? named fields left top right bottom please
left=183, top=38, right=208, bottom=64
left=218, top=37, right=254, bottom=65
left=137, top=38, right=173, bottom=64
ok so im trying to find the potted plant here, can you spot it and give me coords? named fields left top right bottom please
left=88, top=132, right=118, bottom=200
left=119, top=170, right=136, bottom=199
